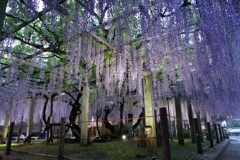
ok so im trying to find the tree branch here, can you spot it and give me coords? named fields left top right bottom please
left=0, top=0, right=67, bottom=42
left=0, top=7, right=52, bottom=42
left=13, top=36, right=43, bottom=49
left=46, top=93, right=58, bottom=123
left=63, top=91, right=76, bottom=101
left=42, top=94, right=49, bottom=124
left=75, top=0, right=100, bottom=21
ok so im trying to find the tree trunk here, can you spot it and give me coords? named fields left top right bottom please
left=64, top=91, right=82, bottom=139
left=102, top=117, right=106, bottom=135
left=103, top=107, right=115, bottom=136
left=116, top=99, right=124, bottom=136
left=133, top=112, right=143, bottom=130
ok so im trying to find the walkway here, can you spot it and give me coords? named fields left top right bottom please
left=216, top=136, right=240, bottom=160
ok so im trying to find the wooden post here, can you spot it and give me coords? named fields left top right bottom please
left=142, top=107, right=146, bottom=133
left=175, top=94, right=184, bottom=145
left=80, top=84, right=90, bottom=146
left=197, top=112, right=203, bottom=142
left=167, top=98, right=173, bottom=142
left=6, top=122, right=14, bottom=155
left=218, top=124, right=223, bottom=141
left=155, top=110, right=161, bottom=146
left=187, top=101, right=195, bottom=143
left=27, top=98, right=35, bottom=137
left=58, top=117, right=66, bottom=160
left=222, top=127, right=225, bottom=139
left=193, top=118, right=203, bottom=154
left=17, top=128, right=21, bottom=143
left=2, top=102, right=13, bottom=144
left=160, top=108, right=171, bottom=160
left=204, top=117, right=208, bottom=141
left=127, top=97, right=133, bottom=139
left=213, top=124, right=219, bottom=143
left=207, top=122, right=214, bottom=147
left=57, top=129, right=60, bottom=141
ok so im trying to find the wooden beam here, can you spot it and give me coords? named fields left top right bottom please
left=0, top=54, right=50, bottom=71
left=56, top=6, right=117, bottom=52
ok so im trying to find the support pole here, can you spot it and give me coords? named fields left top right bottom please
left=193, top=118, right=203, bottom=154
left=17, top=128, right=21, bottom=143
left=197, top=112, right=203, bottom=142
left=187, top=101, right=195, bottom=143
left=5, top=122, right=14, bottom=155
left=155, top=110, right=161, bottom=146
left=143, top=72, right=157, bottom=156
left=218, top=124, right=223, bottom=141
left=175, top=94, right=184, bottom=145
left=58, top=117, right=66, bottom=160
left=167, top=98, right=173, bottom=142
left=213, top=124, right=219, bottom=143
left=160, top=108, right=171, bottom=160
left=26, top=98, right=36, bottom=137
left=207, top=122, right=214, bottom=147
left=204, top=117, right=208, bottom=141
left=172, top=120, right=176, bottom=138
left=80, top=84, right=90, bottom=146
left=222, top=127, right=225, bottom=139
left=127, top=97, right=133, bottom=139
left=142, top=107, right=146, bottom=133
left=2, top=102, right=13, bottom=144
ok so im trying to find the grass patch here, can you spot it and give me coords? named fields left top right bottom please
left=0, top=139, right=211, bottom=160
left=169, top=139, right=209, bottom=160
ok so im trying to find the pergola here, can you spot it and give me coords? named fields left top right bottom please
left=0, top=0, right=240, bottom=148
